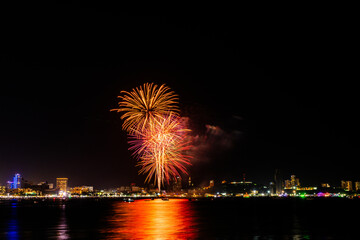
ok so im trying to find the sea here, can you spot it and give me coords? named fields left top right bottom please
left=0, top=197, right=358, bottom=239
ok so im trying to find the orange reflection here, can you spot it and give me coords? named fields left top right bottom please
left=104, top=199, right=198, bottom=239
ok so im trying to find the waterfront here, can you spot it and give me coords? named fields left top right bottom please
left=1, top=198, right=359, bottom=239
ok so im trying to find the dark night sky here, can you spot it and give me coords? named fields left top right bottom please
left=0, top=4, right=358, bottom=188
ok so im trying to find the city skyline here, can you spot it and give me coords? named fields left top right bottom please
left=2, top=171, right=360, bottom=191
left=1, top=6, right=358, bottom=188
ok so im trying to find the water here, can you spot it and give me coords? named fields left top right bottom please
left=0, top=198, right=359, bottom=239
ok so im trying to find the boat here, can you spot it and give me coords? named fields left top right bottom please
left=161, top=198, right=169, bottom=201
left=124, top=198, right=134, bottom=202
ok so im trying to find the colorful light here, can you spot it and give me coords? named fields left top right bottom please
left=129, top=113, right=191, bottom=191
left=111, top=83, right=179, bottom=135
left=113, top=83, right=192, bottom=191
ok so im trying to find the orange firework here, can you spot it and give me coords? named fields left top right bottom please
left=111, top=83, right=179, bottom=135
left=128, top=113, right=192, bottom=191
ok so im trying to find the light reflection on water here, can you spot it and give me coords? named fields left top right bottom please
left=1, top=198, right=359, bottom=239
left=103, top=199, right=198, bottom=239
left=56, top=204, right=69, bottom=240
left=7, top=202, right=19, bottom=240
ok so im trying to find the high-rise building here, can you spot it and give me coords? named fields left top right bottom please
left=284, top=180, right=291, bottom=189
left=290, top=175, right=296, bottom=188
left=0, top=186, right=5, bottom=194
left=341, top=180, right=353, bottom=191
left=341, top=180, right=346, bottom=189
left=274, top=169, right=283, bottom=194
left=56, top=178, right=68, bottom=192
left=269, top=182, right=276, bottom=195
left=346, top=181, right=353, bottom=191
left=172, top=176, right=182, bottom=192
left=188, top=177, right=194, bottom=188
left=9, top=173, right=21, bottom=189
left=355, top=182, right=360, bottom=191
left=289, top=175, right=300, bottom=188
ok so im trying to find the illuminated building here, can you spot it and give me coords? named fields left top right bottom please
left=297, top=187, right=317, bottom=191
left=84, top=186, right=94, bottom=192
left=290, top=175, right=296, bottom=187
left=345, top=181, right=353, bottom=191
left=0, top=185, right=5, bottom=195
left=284, top=180, right=291, bottom=189
left=188, top=177, right=194, bottom=188
left=355, top=182, right=360, bottom=191
left=341, top=180, right=346, bottom=189
left=341, top=180, right=353, bottom=191
left=209, top=180, right=214, bottom=188
left=70, top=186, right=93, bottom=195
left=321, top=183, right=330, bottom=188
left=56, top=178, right=68, bottom=192
left=9, top=173, right=21, bottom=189
left=290, top=175, right=300, bottom=188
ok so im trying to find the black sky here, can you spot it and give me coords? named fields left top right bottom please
left=0, top=4, right=358, bottom=188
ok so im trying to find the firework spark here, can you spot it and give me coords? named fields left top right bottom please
left=111, top=83, right=179, bottom=135
left=128, top=114, right=192, bottom=191
left=113, top=83, right=191, bottom=191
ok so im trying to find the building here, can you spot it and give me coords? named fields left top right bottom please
left=274, top=169, right=283, bottom=194
left=188, top=177, right=194, bottom=188
left=70, top=186, right=93, bottom=195
left=131, top=186, right=140, bottom=192
left=341, top=180, right=346, bottom=189
left=222, top=181, right=256, bottom=195
left=341, top=180, right=353, bottom=191
left=290, top=175, right=300, bottom=188
left=56, top=178, right=68, bottom=192
left=269, top=182, right=276, bottom=195
left=8, top=173, right=21, bottom=189
left=290, top=175, right=296, bottom=188
left=284, top=180, right=291, bottom=189
left=355, top=182, right=360, bottom=191
left=0, top=185, right=5, bottom=195
left=172, top=176, right=182, bottom=193
left=345, top=181, right=353, bottom=191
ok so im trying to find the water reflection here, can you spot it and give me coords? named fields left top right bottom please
left=6, top=202, right=19, bottom=240
left=104, top=199, right=198, bottom=239
left=56, top=204, right=69, bottom=240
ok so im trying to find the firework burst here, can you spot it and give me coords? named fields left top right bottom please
left=128, top=114, right=192, bottom=191
left=111, top=83, right=179, bottom=135
left=113, top=83, right=191, bottom=191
